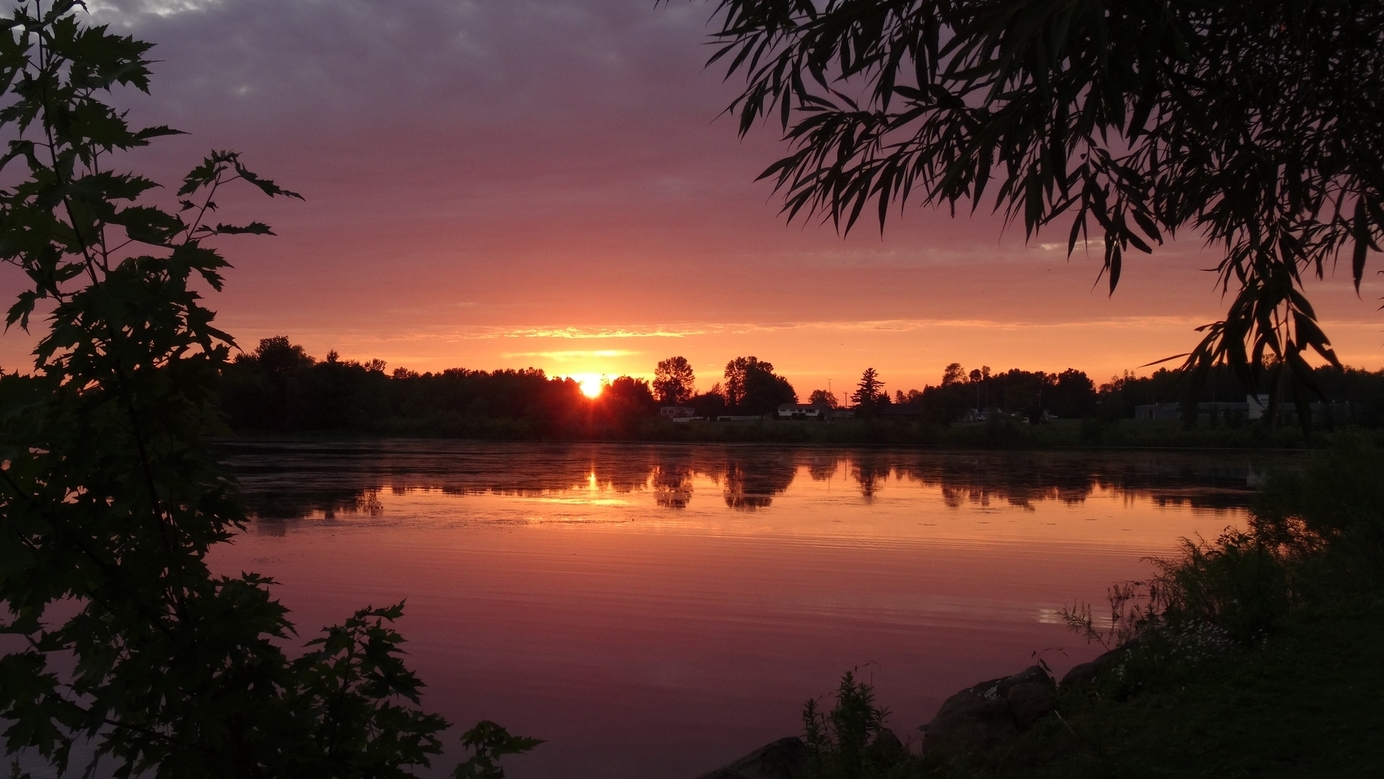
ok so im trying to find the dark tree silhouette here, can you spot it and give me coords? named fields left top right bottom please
left=654, top=356, right=697, bottom=405
left=894, top=389, right=924, bottom=406
left=603, top=375, right=660, bottom=418
left=723, top=356, right=796, bottom=412
left=851, top=367, right=887, bottom=413
left=246, top=335, right=314, bottom=376
left=808, top=388, right=840, bottom=408
left=0, top=5, right=535, bottom=774
left=722, top=356, right=764, bottom=407
left=941, top=362, right=966, bottom=387
left=742, top=364, right=798, bottom=414
left=1050, top=368, right=1099, bottom=419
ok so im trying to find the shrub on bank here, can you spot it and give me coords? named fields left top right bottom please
left=795, top=441, right=1384, bottom=778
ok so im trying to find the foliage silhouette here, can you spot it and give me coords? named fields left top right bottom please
left=0, top=4, right=534, bottom=776
left=723, top=356, right=798, bottom=414
left=808, top=388, right=841, bottom=408
left=216, top=336, right=1383, bottom=436
left=691, top=0, right=1384, bottom=428
left=653, top=355, right=696, bottom=406
left=851, top=368, right=887, bottom=415
left=801, top=670, right=900, bottom=779
left=791, top=444, right=1384, bottom=778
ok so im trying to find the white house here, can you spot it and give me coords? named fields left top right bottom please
left=777, top=403, right=825, bottom=420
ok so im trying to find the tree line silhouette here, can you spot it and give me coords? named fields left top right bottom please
left=214, top=336, right=1384, bottom=437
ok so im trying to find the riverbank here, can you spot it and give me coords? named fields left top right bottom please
left=629, top=417, right=1354, bottom=449
left=702, top=440, right=1384, bottom=778
left=949, top=598, right=1384, bottom=778
left=707, top=599, right=1384, bottom=778
left=226, top=417, right=1384, bottom=451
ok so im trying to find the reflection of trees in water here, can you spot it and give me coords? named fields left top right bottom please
left=891, top=453, right=1259, bottom=511
left=329, top=489, right=383, bottom=519
left=226, top=442, right=1271, bottom=521
left=849, top=453, right=893, bottom=501
left=243, top=486, right=384, bottom=521
left=586, top=450, right=663, bottom=494
left=887, top=457, right=1095, bottom=509
left=230, top=442, right=665, bottom=519
left=652, top=461, right=694, bottom=509
left=806, top=453, right=844, bottom=482
left=719, top=456, right=798, bottom=510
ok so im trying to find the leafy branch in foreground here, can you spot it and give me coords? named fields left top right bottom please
left=689, top=0, right=1384, bottom=426
left=0, top=2, right=535, bottom=776
left=453, top=721, right=544, bottom=779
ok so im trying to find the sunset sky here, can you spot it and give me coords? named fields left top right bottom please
left=3, top=0, right=1381, bottom=393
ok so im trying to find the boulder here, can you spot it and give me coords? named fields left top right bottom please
left=921, top=665, right=1056, bottom=757
left=1006, top=682, right=1058, bottom=729
left=1060, top=642, right=1137, bottom=690
left=921, top=700, right=1009, bottom=755
left=695, top=736, right=805, bottom=779
left=1059, top=659, right=1100, bottom=689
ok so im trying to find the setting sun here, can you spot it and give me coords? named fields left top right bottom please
left=579, top=378, right=604, bottom=398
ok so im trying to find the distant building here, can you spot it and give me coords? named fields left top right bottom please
left=1131, top=395, right=1351, bottom=424
left=826, top=406, right=855, bottom=420
left=777, top=403, right=826, bottom=420
left=659, top=406, right=698, bottom=419
left=1135, top=401, right=1249, bottom=420
left=1133, top=403, right=1182, bottom=420
left=1246, top=394, right=1269, bottom=421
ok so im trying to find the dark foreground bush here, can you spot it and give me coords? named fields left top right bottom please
left=0, top=5, right=534, bottom=776
left=800, top=440, right=1384, bottom=778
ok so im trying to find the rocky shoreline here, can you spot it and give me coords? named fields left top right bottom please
left=695, top=646, right=1131, bottom=779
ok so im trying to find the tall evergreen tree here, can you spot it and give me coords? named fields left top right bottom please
left=852, top=367, right=887, bottom=413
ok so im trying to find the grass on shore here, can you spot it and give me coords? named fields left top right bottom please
left=943, top=599, right=1384, bottom=779
left=253, top=416, right=1384, bottom=451
left=640, top=416, right=1345, bottom=449
left=800, top=439, right=1384, bottom=779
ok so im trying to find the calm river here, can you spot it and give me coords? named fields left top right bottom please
left=211, top=441, right=1280, bottom=778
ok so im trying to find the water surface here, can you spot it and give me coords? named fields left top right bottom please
left=213, top=441, right=1277, bottom=778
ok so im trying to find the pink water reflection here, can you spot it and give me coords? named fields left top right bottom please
left=212, top=443, right=1264, bottom=778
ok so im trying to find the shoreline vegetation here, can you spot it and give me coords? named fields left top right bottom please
left=699, top=441, right=1384, bottom=779
left=209, top=337, right=1384, bottom=450
left=223, top=418, right=1384, bottom=451
left=3, top=3, right=1379, bottom=778
left=0, top=10, right=537, bottom=776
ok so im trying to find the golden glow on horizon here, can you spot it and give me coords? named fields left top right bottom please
left=579, top=378, right=604, bottom=398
